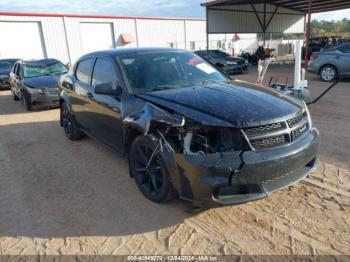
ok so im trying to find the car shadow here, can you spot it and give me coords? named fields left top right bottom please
left=0, top=120, right=198, bottom=238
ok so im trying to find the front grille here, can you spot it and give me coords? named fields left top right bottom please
left=287, top=112, right=306, bottom=127
left=243, top=112, right=309, bottom=151
left=292, top=124, right=308, bottom=141
left=244, top=122, right=284, bottom=137
left=251, top=135, right=288, bottom=150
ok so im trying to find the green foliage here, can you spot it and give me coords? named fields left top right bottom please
left=311, top=19, right=350, bottom=37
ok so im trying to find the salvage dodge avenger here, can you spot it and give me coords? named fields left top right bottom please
left=59, top=48, right=319, bottom=207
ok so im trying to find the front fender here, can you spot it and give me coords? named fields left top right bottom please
left=122, top=94, right=184, bottom=135
left=59, top=90, right=74, bottom=113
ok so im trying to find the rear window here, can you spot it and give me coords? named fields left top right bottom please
left=76, top=58, right=94, bottom=84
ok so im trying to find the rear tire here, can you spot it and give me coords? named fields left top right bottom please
left=129, top=135, right=174, bottom=203
left=60, top=101, right=85, bottom=141
left=320, top=65, right=338, bottom=82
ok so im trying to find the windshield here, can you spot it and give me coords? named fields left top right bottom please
left=208, top=50, right=230, bottom=58
left=0, top=60, right=17, bottom=71
left=119, top=51, right=229, bottom=93
left=23, top=61, right=68, bottom=78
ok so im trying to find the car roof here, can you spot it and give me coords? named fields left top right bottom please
left=81, top=47, right=187, bottom=59
left=0, top=58, right=20, bottom=62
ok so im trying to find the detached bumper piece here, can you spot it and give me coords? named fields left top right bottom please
left=167, top=128, right=319, bottom=207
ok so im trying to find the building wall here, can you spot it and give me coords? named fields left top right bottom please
left=0, top=14, right=69, bottom=62
left=0, top=13, right=258, bottom=64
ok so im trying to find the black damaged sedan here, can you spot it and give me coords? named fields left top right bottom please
left=59, top=48, right=319, bottom=207
left=10, top=59, right=68, bottom=110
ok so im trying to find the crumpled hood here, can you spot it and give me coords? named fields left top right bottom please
left=24, top=75, right=59, bottom=89
left=136, top=82, right=304, bottom=128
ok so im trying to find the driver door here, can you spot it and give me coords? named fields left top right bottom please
left=85, top=57, right=124, bottom=152
left=10, top=63, right=23, bottom=97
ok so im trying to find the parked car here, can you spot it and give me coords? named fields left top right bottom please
left=0, top=58, right=19, bottom=90
left=59, top=48, right=319, bottom=207
left=194, top=49, right=248, bottom=74
left=10, top=58, right=68, bottom=110
left=303, top=36, right=350, bottom=59
left=308, top=43, right=350, bottom=82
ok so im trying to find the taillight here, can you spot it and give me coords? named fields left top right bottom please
left=310, top=53, right=318, bottom=61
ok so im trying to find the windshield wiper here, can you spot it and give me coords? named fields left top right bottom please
left=201, top=79, right=231, bottom=85
left=150, top=85, right=178, bottom=91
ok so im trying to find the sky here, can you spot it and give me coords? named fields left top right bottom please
left=0, top=0, right=349, bottom=21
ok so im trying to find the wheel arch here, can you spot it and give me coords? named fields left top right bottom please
left=123, top=123, right=144, bottom=157
left=59, top=91, right=75, bottom=127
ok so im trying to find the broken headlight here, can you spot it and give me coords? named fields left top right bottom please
left=153, top=117, right=249, bottom=155
left=304, top=102, right=313, bottom=128
left=181, top=127, right=249, bottom=155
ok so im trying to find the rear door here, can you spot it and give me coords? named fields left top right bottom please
left=85, top=56, right=123, bottom=151
left=337, top=44, right=350, bottom=76
left=71, top=57, right=95, bottom=130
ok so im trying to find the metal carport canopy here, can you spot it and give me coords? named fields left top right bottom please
left=202, top=0, right=350, bottom=34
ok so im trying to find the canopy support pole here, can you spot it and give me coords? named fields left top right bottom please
left=206, top=7, right=209, bottom=50
left=304, top=0, right=312, bottom=69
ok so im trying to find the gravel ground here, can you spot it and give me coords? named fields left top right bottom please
left=0, top=65, right=349, bottom=256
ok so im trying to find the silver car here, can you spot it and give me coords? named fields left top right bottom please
left=308, top=43, right=350, bottom=82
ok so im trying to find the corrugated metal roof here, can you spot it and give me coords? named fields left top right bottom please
left=0, top=11, right=205, bottom=22
left=202, top=0, right=350, bottom=14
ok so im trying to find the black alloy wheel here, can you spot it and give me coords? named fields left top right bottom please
left=129, top=135, right=173, bottom=203
left=60, top=102, right=84, bottom=140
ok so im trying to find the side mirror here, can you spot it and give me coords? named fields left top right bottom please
left=94, top=82, right=122, bottom=98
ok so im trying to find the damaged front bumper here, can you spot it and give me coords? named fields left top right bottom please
left=162, top=128, right=319, bottom=207
left=30, top=92, right=60, bottom=109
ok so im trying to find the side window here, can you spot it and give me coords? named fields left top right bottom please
left=12, top=64, right=18, bottom=74
left=75, top=58, right=94, bottom=84
left=340, top=45, right=350, bottom=54
left=92, top=58, right=117, bottom=89
left=15, top=64, right=21, bottom=76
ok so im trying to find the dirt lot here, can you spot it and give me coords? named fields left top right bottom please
left=0, top=65, right=349, bottom=256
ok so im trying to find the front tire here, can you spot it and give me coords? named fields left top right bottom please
left=22, top=91, right=32, bottom=111
left=320, top=65, right=338, bottom=82
left=11, top=89, right=19, bottom=101
left=129, top=135, right=173, bottom=203
left=60, top=102, right=85, bottom=141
